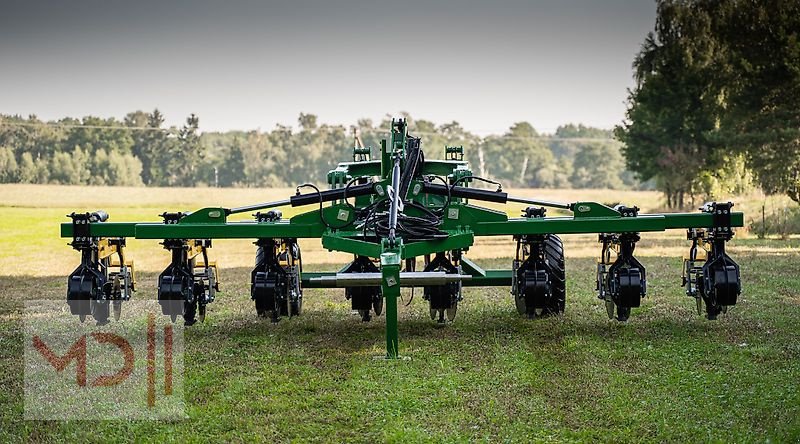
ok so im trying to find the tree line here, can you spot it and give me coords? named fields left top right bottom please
left=0, top=111, right=642, bottom=191
left=616, top=0, right=799, bottom=208
left=0, top=110, right=204, bottom=187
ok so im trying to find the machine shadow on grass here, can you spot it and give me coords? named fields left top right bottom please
left=162, top=274, right=764, bottom=363
left=195, top=309, right=759, bottom=352
left=0, top=247, right=789, bottom=362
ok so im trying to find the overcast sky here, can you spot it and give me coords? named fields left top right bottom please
left=0, top=0, right=656, bottom=134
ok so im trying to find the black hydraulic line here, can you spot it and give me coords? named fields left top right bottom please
left=228, top=183, right=569, bottom=217
left=290, top=183, right=375, bottom=207
left=440, top=175, right=503, bottom=212
left=388, top=155, right=401, bottom=242
left=399, top=136, right=422, bottom=199
left=227, top=183, right=376, bottom=215
left=227, top=199, right=292, bottom=215
left=420, top=183, right=571, bottom=210
left=506, top=195, right=572, bottom=210
left=422, top=183, right=508, bottom=204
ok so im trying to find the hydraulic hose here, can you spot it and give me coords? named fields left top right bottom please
left=388, top=155, right=401, bottom=242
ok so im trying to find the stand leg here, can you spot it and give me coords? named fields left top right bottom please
left=381, top=252, right=401, bottom=359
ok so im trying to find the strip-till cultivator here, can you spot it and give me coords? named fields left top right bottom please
left=62, top=119, right=743, bottom=358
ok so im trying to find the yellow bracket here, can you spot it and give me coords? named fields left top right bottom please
left=188, top=241, right=205, bottom=260
left=97, top=238, right=117, bottom=260
left=195, top=261, right=220, bottom=282
left=597, top=243, right=620, bottom=266
left=190, top=239, right=220, bottom=285
left=96, top=237, right=137, bottom=290
left=682, top=241, right=710, bottom=261
left=125, top=260, right=137, bottom=290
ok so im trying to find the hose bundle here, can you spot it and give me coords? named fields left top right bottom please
left=360, top=200, right=447, bottom=241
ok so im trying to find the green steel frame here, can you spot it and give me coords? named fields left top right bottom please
left=61, top=118, right=745, bottom=359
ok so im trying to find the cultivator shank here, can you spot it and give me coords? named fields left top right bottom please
left=61, top=118, right=745, bottom=358
left=512, top=207, right=566, bottom=318
left=683, top=202, right=741, bottom=319
left=422, top=252, right=462, bottom=323
left=251, top=237, right=302, bottom=322
left=155, top=212, right=219, bottom=325
left=67, top=211, right=135, bottom=325
left=340, top=255, right=382, bottom=321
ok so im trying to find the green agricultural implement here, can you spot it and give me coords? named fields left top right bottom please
left=61, top=119, right=743, bottom=358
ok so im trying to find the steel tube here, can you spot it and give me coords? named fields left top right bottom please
left=506, top=195, right=572, bottom=210
left=388, top=156, right=401, bottom=241
left=309, top=271, right=471, bottom=287
left=422, top=183, right=508, bottom=203
left=289, top=183, right=375, bottom=207
left=227, top=199, right=291, bottom=215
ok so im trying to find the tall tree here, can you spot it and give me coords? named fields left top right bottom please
left=570, top=142, right=626, bottom=189
left=166, top=113, right=202, bottom=187
left=218, top=137, right=245, bottom=186
left=0, top=147, right=18, bottom=182
left=618, top=0, right=798, bottom=205
left=719, top=0, right=800, bottom=202
left=481, top=122, right=560, bottom=187
left=125, top=109, right=170, bottom=185
left=616, top=0, right=730, bottom=207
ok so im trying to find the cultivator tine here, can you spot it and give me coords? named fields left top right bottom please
left=512, top=207, right=566, bottom=318
left=156, top=212, right=219, bottom=325
left=683, top=228, right=708, bottom=315
left=252, top=238, right=280, bottom=322
left=66, top=211, right=135, bottom=325
left=340, top=255, right=382, bottom=322
left=422, top=251, right=463, bottom=323
left=683, top=202, right=741, bottom=319
left=595, top=206, right=647, bottom=322
left=106, top=237, right=135, bottom=321
left=251, top=210, right=303, bottom=322
left=195, top=241, right=219, bottom=323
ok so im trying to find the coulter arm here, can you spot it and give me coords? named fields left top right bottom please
left=156, top=211, right=219, bottom=326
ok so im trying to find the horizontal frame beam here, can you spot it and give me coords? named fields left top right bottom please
left=301, top=269, right=512, bottom=288
left=61, top=211, right=743, bottom=239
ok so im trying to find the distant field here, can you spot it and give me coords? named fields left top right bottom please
left=1, top=184, right=799, bottom=442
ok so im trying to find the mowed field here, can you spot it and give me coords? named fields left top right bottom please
left=1, top=184, right=799, bottom=442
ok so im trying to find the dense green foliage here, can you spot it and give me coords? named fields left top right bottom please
left=617, top=0, right=799, bottom=207
left=0, top=112, right=638, bottom=190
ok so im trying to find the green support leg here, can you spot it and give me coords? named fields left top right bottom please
left=380, top=250, right=402, bottom=359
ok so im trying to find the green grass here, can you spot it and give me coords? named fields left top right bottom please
left=1, top=184, right=800, bottom=442
left=2, top=254, right=799, bottom=442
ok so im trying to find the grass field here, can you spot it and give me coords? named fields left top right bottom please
left=1, top=184, right=799, bottom=442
